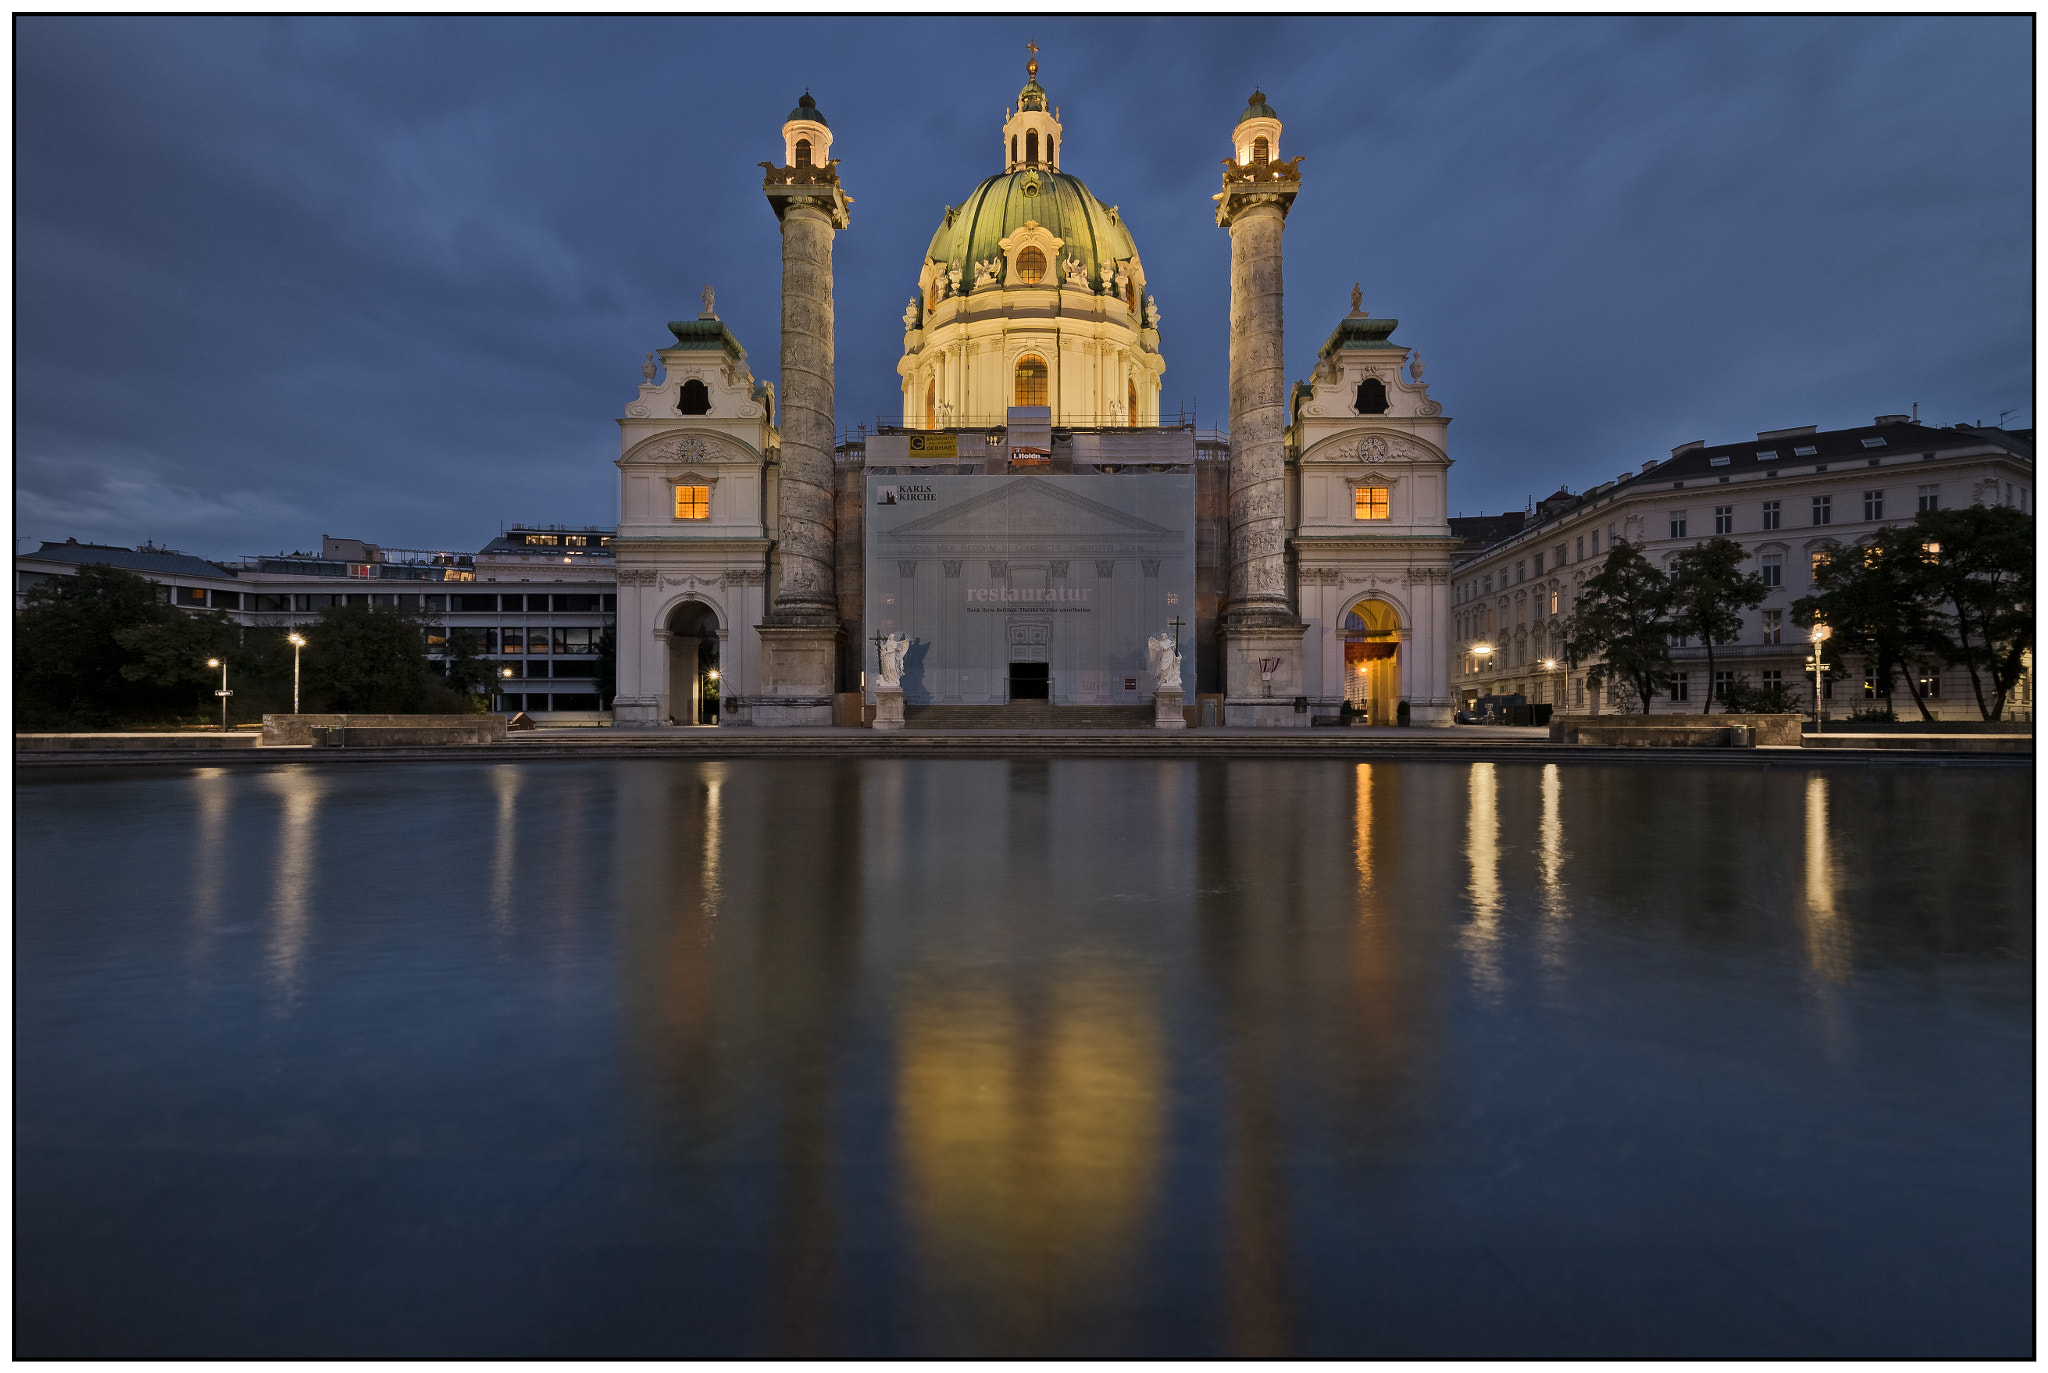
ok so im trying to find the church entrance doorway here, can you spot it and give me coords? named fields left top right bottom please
left=1009, top=662, right=1051, bottom=700
left=666, top=601, right=720, bottom=726
left=1342, top=599, right=1401, bottom=726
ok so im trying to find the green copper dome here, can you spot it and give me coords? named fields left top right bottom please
left=1237, top=89, right=1277, bottom=125
left=786, top=91, right=827, bottom=127
left=924, top=169, right=1139, bottom=276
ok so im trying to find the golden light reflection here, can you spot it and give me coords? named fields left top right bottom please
left=895, top=971, right=1163, bottom=1345
left=1539, top=762, right=1566, bottom=922
left=1462, top=762, right=1503, bottom=995
left=489, top=765, right=520, bottom=939
left=699, top=768, right=724, bottom=925
left=188, top=768, right=229, bottom=972
left=1352, top=763, right=1373, bottom=889
left=1802, top=774, right=1850, bottom=982
left=265, top=769, right=323, bottom=1013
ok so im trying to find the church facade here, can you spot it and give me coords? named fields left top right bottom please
left=609, top=60, right=1457, bottom=728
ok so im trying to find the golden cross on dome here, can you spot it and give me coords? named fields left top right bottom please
left=1025, top=40, right=1039, bottom=77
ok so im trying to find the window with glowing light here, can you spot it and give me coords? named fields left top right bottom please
left=1353, top=486, right=1389, bottom=520
left=1013, top=356, right=1048, bottom=407
left=1015, top=247, right=1046, bottom=284
left=675, top=485, right=710, bottom=520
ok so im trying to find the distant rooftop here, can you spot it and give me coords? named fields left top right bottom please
left=26, top=539, right=235, bottom=580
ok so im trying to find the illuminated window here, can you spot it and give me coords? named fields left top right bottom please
left=1921, top=541, right=1941, bottom=561
left=1353, top=486, right=1389, bottom=520
left=1810, top=549, right=1830, bottom=577
left=1252, top=136, right=1269, bottom=166
left=566, top=535, right=587, bottom=547
left=1127, top=378, right=1138, bottom=427
left=794, top=138, right=812, bottom=169
left=1015, top=246, right=1046, bottom=284
left=675, top=485, right=710, bottom=520
left=1014, top=355, right=1047, bottom=407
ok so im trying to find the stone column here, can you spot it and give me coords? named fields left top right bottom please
left=759, top=121, right=852, bottom=727
left=1216, top=100, right=1308, bottom=727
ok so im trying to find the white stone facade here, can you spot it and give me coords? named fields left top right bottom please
left=609, top=315, right=776, bottom=728
left=1286, top=311, right=1458, bottom=725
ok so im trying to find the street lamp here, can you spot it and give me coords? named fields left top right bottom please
left=205, top=657, right=232, bottom=733
left=286, top=633, right=306, bottom=714
left=1808, top=623, right=1833, bottom=734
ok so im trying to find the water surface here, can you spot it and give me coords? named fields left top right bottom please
left=15, top=758, right=2033, bottom=1356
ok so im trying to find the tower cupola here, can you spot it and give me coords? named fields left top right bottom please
left=1230, top=89, right=1281, bottom=169
left=1000, top=46, right=1063, bottom=172
left=781, top=90, right=831, bottom=170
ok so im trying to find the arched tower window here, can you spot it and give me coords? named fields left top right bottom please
left=1010, top=135, right=1018, bottom=167
left=1252, top=136, right=1269, bottom=166
left=1014, top=355, right=1048, bottom=408
left=1127, top=378, right=1138, bottom=427
left=1048, top=136, right=1056, bottom=168
left=1025, top=129, right=1039, bottom=166
left=677, top=379, right=711, bottom=415
left=1015, top=246, right=1046, bottom=285
left=925, top=378, right=936, bottom=431
left=1353, top=377, right=1388, bottom=415
left=794, top=138, right=812, bottom=169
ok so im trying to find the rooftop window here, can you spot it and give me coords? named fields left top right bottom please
left=1709, top=456, right=1730, bottom=467
left=1861, top=437, right=1887, bottom=448
left=1755, top=450, right=1778, bottom=462
left=1793, top=445, right=1818, bottom=456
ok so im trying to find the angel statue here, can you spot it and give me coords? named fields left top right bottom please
left=1146, top=631, right=1182, bottom=692
left=974, top=258, right=1001, bottom=288
left=1350, top=281, right=1362, bottom=314
left=1063, top=255, right=1090, bottom=287
left=877, top=633, right=910, bottom=689
left=701, top=284, right=716, bottom=316
left=1113, top=261, right=1131, bottom=297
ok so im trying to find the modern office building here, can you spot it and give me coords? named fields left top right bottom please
left=16, top=526, right=619, bottom=720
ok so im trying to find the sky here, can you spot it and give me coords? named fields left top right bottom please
left=15, top=16, right=2032, bottom=561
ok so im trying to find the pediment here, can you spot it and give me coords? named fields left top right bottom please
left=620, top=430, right=759, bottom=467
left=880, top=477, right=1180, bottom=540
left=1302, top=432, right=1444, bottom=466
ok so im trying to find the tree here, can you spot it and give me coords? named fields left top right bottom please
left=1564, top=540, right=1673, bottom=714
left=16, top=564, right=220, bottom=728
left=1669, top=536, right=1769, bottom=712
left=442, top=629, right=497, bottom=709
left=1793, top=529, right=1941, bottom=721
left=300, top=603, right=447, bottom=713
left=1911, top=505, right=2032, bottom=720
left=594, top=624, right=617, bottom=709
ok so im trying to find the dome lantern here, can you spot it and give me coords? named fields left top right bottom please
left=1231, top=88, right=1281, bottom=168
left=1001, top=44, right=1063, bottom=173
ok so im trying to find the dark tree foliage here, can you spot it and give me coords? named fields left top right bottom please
left=1564, top=541, right=1675, bottom=714
left=1794, top=527, right=1942, bottom=721
left=594, top=624, right=617, bottom=708
left=1912, top=505, right=2032, bottom=720
left=300, top=603, right=460, bottom=713
left=16, top=565, right=240, bottom=728
left=441, top=629, right=497, bottom=708
left=1669, top=537, right=1770, bottom=712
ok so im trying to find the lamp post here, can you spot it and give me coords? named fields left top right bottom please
left=1472, top=642, right=1494, bottom=720
left=1808, top=623, right=1832, bottom=734
left=205, top=657, right=232, bottom=733
left=286, top=632, right=306, bottom=714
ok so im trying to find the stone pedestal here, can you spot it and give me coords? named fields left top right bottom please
left=749, top=624, right=841, bottom=727
left=1220, top=620, right=1310, bottom=728
left=1153, top=688, right=1186, bottom=730
left=1410, top=703, right=1455, bottom=728
left=610, top=697, right=662, bottom=729
left=872, top=686, right=905, bottom=731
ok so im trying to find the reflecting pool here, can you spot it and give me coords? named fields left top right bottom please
left=15, top=759, right=2033, bottom=1357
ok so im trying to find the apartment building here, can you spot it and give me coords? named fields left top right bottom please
left=1450, top=418, right=2032, bottom=717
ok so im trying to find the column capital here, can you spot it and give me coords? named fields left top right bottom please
left=763, top=173, right=852, bottom=229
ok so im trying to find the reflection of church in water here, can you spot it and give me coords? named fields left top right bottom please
left=607, top=55, right=1456, bottom=727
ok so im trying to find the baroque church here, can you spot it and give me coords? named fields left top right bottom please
left=607, top=56, right=1457, bottom=728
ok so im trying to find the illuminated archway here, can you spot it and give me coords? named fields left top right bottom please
left=1342, top=598, right=1402, bottom=726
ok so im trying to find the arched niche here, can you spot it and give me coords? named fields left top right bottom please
left=664, top=599, right=722, bottom=726
left=1341, top=596, right=1404, bottom=726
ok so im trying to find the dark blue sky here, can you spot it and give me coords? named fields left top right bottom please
left=16, top=16, right=2030, bottom=560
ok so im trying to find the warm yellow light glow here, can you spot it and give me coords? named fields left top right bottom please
left=206, top=658, right=220, bottom=667
left=1473, top=643, right=1493, bottom=656
left=287, top=633, right=306, bottom=647
left=707, top=669, right=719, bottom=681
left=501, top=667, right=514, bottom=678
left=674, top=485, right=710, bottom=520
left=1810, top=624, right=1832, bottom=643
left=1542, top=659, right=1556, bottom=670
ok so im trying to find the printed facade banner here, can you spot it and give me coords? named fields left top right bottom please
left=864, top=474, right=1195, bottom=705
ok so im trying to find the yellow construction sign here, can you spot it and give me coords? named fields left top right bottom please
left=908, top=433, right=958, bottom=459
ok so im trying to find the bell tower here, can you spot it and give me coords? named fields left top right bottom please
left=1001, top=45, right=1064, bottom=171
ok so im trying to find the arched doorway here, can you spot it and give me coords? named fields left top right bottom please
left=1342, top=599, right=1401, bottom=726
left=666, top=601, right=720, bottom=726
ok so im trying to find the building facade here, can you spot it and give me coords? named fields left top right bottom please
left=17, top=527, right=619, bottom=719
left=1450, top=418, right=2033, bottom=717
